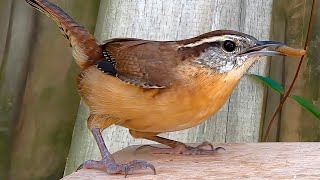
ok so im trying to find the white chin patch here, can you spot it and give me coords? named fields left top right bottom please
left=217, top=61, right=236, bottom=73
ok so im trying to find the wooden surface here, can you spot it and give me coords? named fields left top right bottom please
left=63, top=143, right=320, bottom=179
left=65, top=0, right=273, bottom=175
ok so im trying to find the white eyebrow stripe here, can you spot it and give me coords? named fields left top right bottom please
left=181, top=36, right=230, bottom=48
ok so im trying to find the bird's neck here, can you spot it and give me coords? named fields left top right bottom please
left=173, top=60, right=255, bottom=114
left=175, top=60, right=254, bottom=90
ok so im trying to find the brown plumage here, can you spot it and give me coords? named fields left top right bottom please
left=26, top=0, right=302, bottom=177
left=25, top=0, right=103, bottom=68
left=104, top=39, right=180, bottom=88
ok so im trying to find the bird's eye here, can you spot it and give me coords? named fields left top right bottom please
left=223, top=40, right=236, bottom=52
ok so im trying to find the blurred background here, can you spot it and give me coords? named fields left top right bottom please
left=0, top=0, right=319, bottom=179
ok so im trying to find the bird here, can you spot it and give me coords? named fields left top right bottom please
left=26, top=0, right=302, bottom=177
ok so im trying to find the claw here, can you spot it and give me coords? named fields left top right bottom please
left=194, top=141, right=215, bottom=150
left=76, top=163, right=83, bottom=171
left=147, top=163, right=156, bottom=175
left=135, top=144, right=160, bottom=154
left=79, top=159, right=156, bottom=177
left=125, top=160, right=156, bottom=176
left=124, top=165, right=129, bottom=178
left=215, top=146, right=226, bottom=151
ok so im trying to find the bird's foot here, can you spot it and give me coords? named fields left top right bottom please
left=77, top=159, right=156, bottom=177
left=139, top=141, right=225, bottom=155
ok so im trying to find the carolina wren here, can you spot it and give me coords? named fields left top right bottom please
left=26, top=0, right=302, bottom=177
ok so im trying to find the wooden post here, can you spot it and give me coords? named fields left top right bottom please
left=278, top=0, right=320, bottom=141
left=262, top=0, right=286, bottom=142
left=1, top=1, right=100, bottom=180
left=263, top=0, right=320, bottom=141
left=65, top=0, right=274, bottom=175
left=0, top=1, right=35, bottom=179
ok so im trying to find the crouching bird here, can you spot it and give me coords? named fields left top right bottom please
left=26, top=0, right=303, bottom=177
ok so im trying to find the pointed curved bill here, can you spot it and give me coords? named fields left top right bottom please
left=243, top=41, right=288, bottom=57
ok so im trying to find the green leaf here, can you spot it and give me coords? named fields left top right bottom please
left=250, top=74, right=285, bottom=94
left=250, top=74, right=320, bottom=121
left=291, top=95, right=320, bottom=120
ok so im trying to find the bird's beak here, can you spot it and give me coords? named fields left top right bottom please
left=242, top=41, right=288, bottom=57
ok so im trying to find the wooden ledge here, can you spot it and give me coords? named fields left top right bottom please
left=63, top=143, right=320, bottom=179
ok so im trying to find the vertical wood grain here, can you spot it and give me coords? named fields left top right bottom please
left=278, top=0, right=320, bottom=141
left=0, top=0, right=13, bottom=68
left=0, top=0, right=35, bottom=179
left=262, top=0, right=320, bottom=142
left=6, top=1, right=100, bottom=180
left=261, top=1, right=286, bottom=142
left=65, top=0, right=274, bottom=175
left=0, top=1, right=13, bottom=178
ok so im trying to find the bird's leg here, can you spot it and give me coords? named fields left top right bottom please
left=148, top=136, right=224, bottom=155
left=141, top=135, right=225, bottom=155
left=78, top=128, right=155, bottom=177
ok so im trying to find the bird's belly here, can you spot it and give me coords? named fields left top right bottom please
left=122, top=110, right=215, bottom=133
left=112, top=90, right=224, bottom=133
left=78, top=67, right=238, bottom=133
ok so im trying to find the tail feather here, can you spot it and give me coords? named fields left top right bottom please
left=26, top=0, right=103, bottom=68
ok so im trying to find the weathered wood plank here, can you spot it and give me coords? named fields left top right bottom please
left=64, top=143, right=320, bottom=179
left=65, top=0, right=273, bottom=175
left=7, top=1, right=100, bottom=180
left=262, top=0, right=286, bottom=142
left=0, top=1, right=13, bottom=178
left=0, top=0, right=13, bottom=68
left=262, top=0, right=320, bottom=142
left=272, top=0, right=320, bottom=141
left=0, top=1, right=35, bottom=179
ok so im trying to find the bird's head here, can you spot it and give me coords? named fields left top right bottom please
left=178, top=30, right=293, bottom=74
